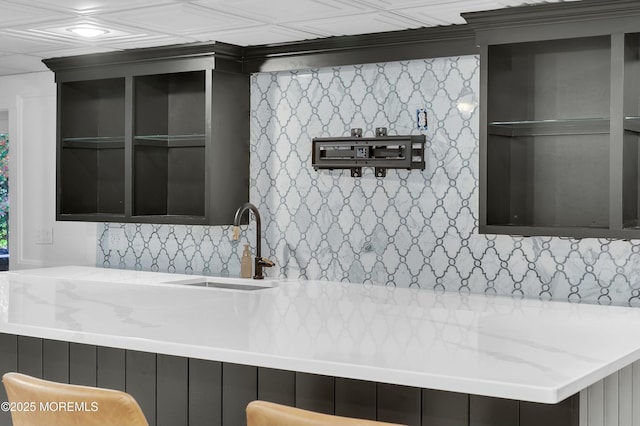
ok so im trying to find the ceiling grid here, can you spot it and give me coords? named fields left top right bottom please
left=0, top=0, right=579, bottom=76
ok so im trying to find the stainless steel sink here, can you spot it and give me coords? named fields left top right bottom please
left=164, top=278, right=274, bottom=291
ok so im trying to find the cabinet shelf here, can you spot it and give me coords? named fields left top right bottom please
left=488, top=118, right=610, bottom=137
left=483, top=224, right=614, bottom=239
left=134, top=134, right=205, bottom=148
left=481, top=34, right=613, bottom=236
left=624, top=117, right=640, bottom=133
left=62, top=137, right=125, bottom=149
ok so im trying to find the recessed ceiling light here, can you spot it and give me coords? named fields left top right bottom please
left=67, top=27, right=109, bottom=38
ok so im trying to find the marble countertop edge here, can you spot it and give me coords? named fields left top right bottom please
left=2, top=266, right=639, bottom=405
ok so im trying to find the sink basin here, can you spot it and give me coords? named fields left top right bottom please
left=164, top=277, right=274, bottom=291
left=182, top=281, right=270, bottom=291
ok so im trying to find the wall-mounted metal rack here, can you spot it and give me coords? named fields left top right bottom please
left=312, top=127, right=425, bottom=177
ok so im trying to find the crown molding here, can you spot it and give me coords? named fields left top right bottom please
left=242, top=24, right=477, bottom=73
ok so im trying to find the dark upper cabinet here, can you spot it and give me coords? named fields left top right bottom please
left=464, top=0, right=640, bottom=239
left=59, top=78, right=126, bottom=218
left=44, top=42, right=249, bottom=225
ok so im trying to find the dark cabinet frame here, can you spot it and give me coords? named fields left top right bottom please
left=464, top=0, right=640, bottom=239
left=44, top=43, right=249, bottom=225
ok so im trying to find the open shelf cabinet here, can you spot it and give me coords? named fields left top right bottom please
left=46, top=43, right=249, bottom=225
left=486, top=36, right=611, bottom=233
left=133, top=71, right=206, bottom=219
left=58, top=78, right=126, bottom=217
left=623, top=33, right=640, bottom=231
left=464, top=1, right=640, bottom=238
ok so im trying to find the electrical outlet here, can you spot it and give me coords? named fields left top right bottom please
left=35, top=227, right=53, bottom=245
left=108, top=228, right=126, bottom=252
left=417, top=108, right=428, bottom=130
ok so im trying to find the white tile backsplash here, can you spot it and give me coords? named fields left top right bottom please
left=97, top=55, right=640, bottom=307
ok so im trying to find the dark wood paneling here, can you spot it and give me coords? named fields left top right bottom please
left=96, top=148, right=125, bottom=214
left=189, top=359, right=222, bottom=426
left=97, top=347, right=126, bottom=391
left=42, top=339, right=69, bottom=383
left=157, top=355, right=188, bottom=426
left=376, top=383, right=421, bottom=426
left=126, top=350, right=157, bottom=426
left=422, top=389, right=469, bottom=426
left=60, top=148, right=98, bottom=214
left=167, top=71, right=205, bottom=136
left=208, top=70, right=249, bottom=225
left=0, top=334, right=17, bottom=426
left=257, top=367, right=295, bottom=406
left=295, top=372, right=334, bottom=415
left=335, top=378, right=376, bottom=421
left=0, top=334, right=582, bottom=426
left=520, top=395, right=579, bottom=426
left=134, top=145, right=168, bottom=215
left=167, top=146, right=205, bottom=216
left=469, top=395, right=519, bottom=426
left=222, top=363, right=257, bottom=426
left=69, top=343, right=97, bottom=386
left=17, top=336, right=42, bottom=378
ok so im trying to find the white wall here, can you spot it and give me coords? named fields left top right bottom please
left=0, top=71, right=96, bottom=269
left=0, top=110, right=7, bottom=133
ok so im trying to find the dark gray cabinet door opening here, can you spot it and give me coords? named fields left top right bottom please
left=465, top=1, right=640, bottom=239
left=486, top=37, right=611, bottom=231
left=59, top=78, right=126, bottom=218
left=47, top=43, right=249, bottom=226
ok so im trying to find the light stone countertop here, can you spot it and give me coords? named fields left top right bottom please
left=1, top=265, right=639, bottom=404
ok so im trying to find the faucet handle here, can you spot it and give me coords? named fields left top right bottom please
left=258, top=257, right=275, bottom=268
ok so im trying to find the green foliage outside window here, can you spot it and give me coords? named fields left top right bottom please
left=0, top=133, right=8, bottom=250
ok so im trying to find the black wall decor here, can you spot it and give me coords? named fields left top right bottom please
left=312, top=128, right=426, bottom=178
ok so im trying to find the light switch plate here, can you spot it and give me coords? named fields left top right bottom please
left=108, top=228, right=126, bottom=252
left=417, top=108, right=427, bottom=130
left=35, top=227, right=53, bottom=245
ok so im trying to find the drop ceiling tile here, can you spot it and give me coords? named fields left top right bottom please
left=0, top=0, right=588, bottom=77
left=351, top=0, right=569, bottom=11
left=351, top=0, right=454, bottom=10
left=100, top=3, right=261, bottom=36
left=392, top=0, right=531, bottom=25
left=21, top=18, right=147, bottom=42
left=23, top=0, right=175, bottom=14
left=287, top=11, right=425, bottom=37
left=0, top=32, right=73, bottom=55
left=193, top=24, right=322, bottom=47
left=0, top=1, right=73, bottom=27
left=194, top=0, right=375, bottom=24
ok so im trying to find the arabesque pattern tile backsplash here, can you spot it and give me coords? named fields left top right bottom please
left=97, top=55, right=640, bottom=307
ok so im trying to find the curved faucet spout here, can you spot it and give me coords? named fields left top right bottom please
left=233, top=203, right=273, bottom=279
left=233, top=202, right=262, bottom=259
